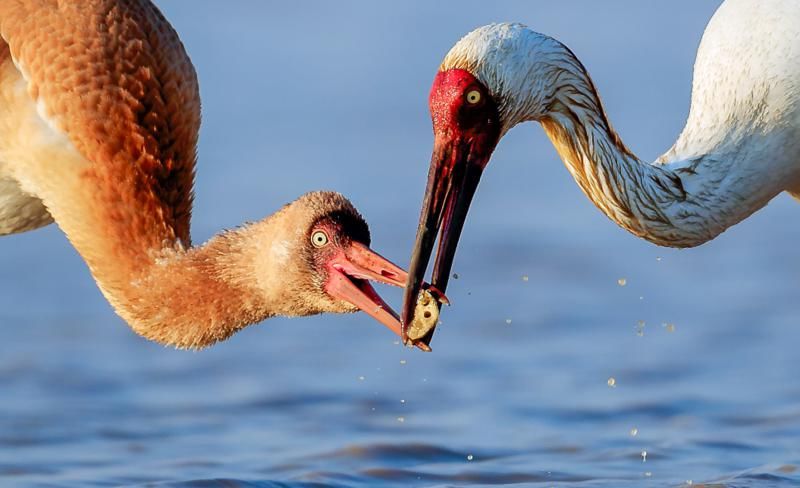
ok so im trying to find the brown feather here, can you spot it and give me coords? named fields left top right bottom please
left=0, top=2, right=377, bottom=349
left=0, top=0, right=199, bottom=254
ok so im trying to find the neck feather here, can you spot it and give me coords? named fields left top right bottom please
left=92, top=220, right=281, bottom=349
left=44, top=172, right=304, bottom=349
left=536, top=60, right=782, bottom=247
left=12, top=124, right=319, bottom=349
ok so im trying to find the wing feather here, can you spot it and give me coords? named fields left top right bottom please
left=0, top=0, right=200, bottom=244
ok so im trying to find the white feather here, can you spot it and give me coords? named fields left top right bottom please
left=440, top=0, right=800, bottom=247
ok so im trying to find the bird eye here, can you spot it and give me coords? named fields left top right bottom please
left=311, top=230, right=329, bottom=248
left=466, top=89, right=482, bottom=104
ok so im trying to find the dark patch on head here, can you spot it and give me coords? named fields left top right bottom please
left=313, top=209, right=371, bottom=247
left=290, top=191, right=374, bottom=293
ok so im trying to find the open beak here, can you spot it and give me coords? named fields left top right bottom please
left=401, top=138, right=488, bottom=341
left=326, top=242, right=434, bottom=352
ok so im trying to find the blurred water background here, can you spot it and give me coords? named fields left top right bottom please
left=2, top=1, right=799, bottom=486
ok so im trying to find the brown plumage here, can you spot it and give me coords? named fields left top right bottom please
left=0, top=0, right=422, bottom=350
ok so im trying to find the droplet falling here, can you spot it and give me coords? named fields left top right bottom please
left=505, top=318, right=512, bottom=324
left=663, top=323, right=676, bottom=333
left=641, top=450, right=647, bottom=462
left=630, top=427, right=638, bottom=436
left=636, top=320, right=646, bottom=337
left=607, top=377, right=617, bottom=388
left=397, top=416, right=405, bottom=423
left=466, top=454, right=474, bottom=461
left=399, top=359, right=407, bottom=365
left=358, top=376, right=365, bottom=381
left=617, top=278, right=627, bottom=286
left=522, top=275, right=529, bottom=282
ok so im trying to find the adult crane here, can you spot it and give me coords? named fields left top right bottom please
left=402, top=0, right=800, bottom=339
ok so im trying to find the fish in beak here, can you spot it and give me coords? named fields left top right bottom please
left=326, top=242, right=438, bottom=351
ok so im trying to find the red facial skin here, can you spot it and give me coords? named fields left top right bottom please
left=401, top=69, right=501, bottom=342
left=429, top=69, right=501, bottom=162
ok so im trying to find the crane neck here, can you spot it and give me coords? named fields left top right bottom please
left=89, top=219, right=278, bottom=349
left=536, top=66, right=784, bottom=248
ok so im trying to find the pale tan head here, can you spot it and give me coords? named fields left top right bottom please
left=210, top=191, right=412, bottom=336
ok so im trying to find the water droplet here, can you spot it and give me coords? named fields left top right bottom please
left=663, top=323, right=676, bottom=333
left=686, top=480, right=693, bottom=486
left=358, top=376, right=365, bottom=381
left=644, top=471, right=652, bottom=477
left=453, top=273, right=460, bottom=279
left=505, top=318, right=512, bottom=324
left=466, top=454, right=474, bottom=461
left=393, top=340, right=400, bottom=345
left=399, top=360, right=407, bottom=365
left=607, top=377, right=616, bottom=388
left=641, top=450, right=647, bottom=462
left=521, top=275, right=529, bottom=282
left=397, top=416, right=405, bottom=423
left=400, top=399, right=406, bottom=404
left=656, top=256, right=662, bottom=262
left=636, top=320, right=645, bottom=337
left=630, top=427, right=638, bottom=436
left=617, top=278, right=627, bottom=286
left=639, top=296, right=644, bottom=300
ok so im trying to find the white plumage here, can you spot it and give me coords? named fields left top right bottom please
left=442, top=0, right=800, bottom=247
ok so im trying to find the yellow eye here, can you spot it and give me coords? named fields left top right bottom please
left=466, top=90, right=481, bottom=104
left=311, top=230, right=329, bottom=248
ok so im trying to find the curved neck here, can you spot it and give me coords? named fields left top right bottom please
left=105, top=224, right=273, bottom=349
left=74, top=197, right=327, bottom=349
left=536, top=64, right=784, bottom=248
left=16, top=153, right=284, bottom=348
left=6, top=81, right=299, bottom=349
left=30, top=158, right=288, bottom=349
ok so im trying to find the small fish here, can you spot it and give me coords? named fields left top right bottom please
left=407, top=287, right=447, bottom=342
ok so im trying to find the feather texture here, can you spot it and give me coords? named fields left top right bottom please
left=441, top=0, right=800, bottom=247
left=0, top=1, right=383, bottom=349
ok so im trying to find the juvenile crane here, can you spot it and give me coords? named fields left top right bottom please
left=403, top=0, right=800, bottom=337
left=0, top=0, right=429, bottom=350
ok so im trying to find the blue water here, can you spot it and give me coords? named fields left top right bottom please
left=2, top=1, right=799, bottom=486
